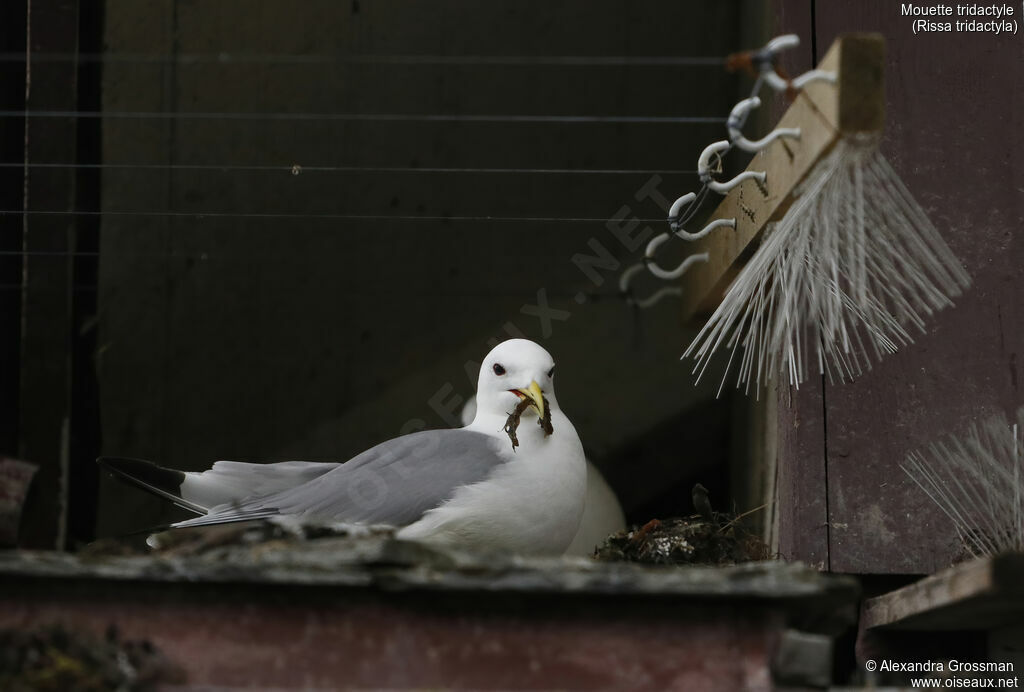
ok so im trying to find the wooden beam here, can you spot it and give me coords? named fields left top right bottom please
left=17, top=0, right=81, bottom=549
left=862, top=554, right=1024, bottom=632
left=680, top=33, right=885, bottom=321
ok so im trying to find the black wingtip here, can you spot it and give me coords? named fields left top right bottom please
left=98, top=456, right=185, bottom=493
left=96, top=456, right=205, bottom=514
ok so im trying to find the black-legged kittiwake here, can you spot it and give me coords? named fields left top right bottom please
left=98, top=339, right=588, bottom=555
left=459, top=395, right=625, bottom=556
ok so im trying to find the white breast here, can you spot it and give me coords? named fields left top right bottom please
left=396, top=410, right=587, bottom=555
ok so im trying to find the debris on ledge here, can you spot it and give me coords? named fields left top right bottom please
left=0, top=623, right=184, bottom=691
left=4, top=520, right=843, bottom=606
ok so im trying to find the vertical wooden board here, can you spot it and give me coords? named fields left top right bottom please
left=774, top=378, right=830, bottom=569
left=812, top=5, right=1024, bottom=574
left=17, top=0, right=80, bottom=549
left=765, top=0, right=830, bottom=568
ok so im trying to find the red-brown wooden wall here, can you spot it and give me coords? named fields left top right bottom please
left=773, top=1, right=1023, bottom=574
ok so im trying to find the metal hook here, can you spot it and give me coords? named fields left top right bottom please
left=618, top=263, right=683, bottom=309
left=760, top=65, right=837, bottom=93
left=756, top=35, right=836, bottom=92
left=657, top=219, right=737, bottom=249
left=698, top=140, right=766, bottom=193
left=668, top=192, right=697, bottom=224
left=763, top=34, right=801, bottom=55
left=727, top=97, right=801, bottom=152
left=734, top=34, right=836, bottom=93
left=644, top=250, right=710, bottom=282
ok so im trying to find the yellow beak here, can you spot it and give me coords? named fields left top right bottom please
left=514, top=380, right=546, bottom=420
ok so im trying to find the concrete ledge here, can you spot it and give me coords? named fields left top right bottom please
left=0, top=534, right=858, bottom=604
left=0, top=536, right=860, bottom=689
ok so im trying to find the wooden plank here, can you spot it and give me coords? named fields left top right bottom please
left=862, top=554, right=1024, bottom=632
left=679, top=33, right=885, bottom=321
left=813, top=6, right=1024, bottom=575
left=762, top=0, right=831, bottom=571
left=16, top=0, right=80, bottom=550
left=773, top=378, right=831, bottom=569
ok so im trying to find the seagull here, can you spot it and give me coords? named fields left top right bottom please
left=458, top=395, right=625, bottom=556
left=98, top=339, right=588, bottom=555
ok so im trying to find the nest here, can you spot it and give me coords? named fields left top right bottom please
left=594, top=517, right=769, bottom=566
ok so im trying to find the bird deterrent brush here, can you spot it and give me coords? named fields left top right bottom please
left=686, top=133, right=971, bottom=393
left=901, top=407, right=1024, bottom=559
left=620, top=33, right=971, bottom=394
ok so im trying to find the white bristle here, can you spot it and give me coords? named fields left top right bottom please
left=684, top=135, right=971, bottom=392
left=901, top=407, right=1024, bottom=558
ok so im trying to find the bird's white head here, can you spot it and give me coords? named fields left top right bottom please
left=474, top=339, right=558, bottom=422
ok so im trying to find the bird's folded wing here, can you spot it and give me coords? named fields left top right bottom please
left=181, top=460, right=341, bottom=509
left=172, top=428, right=508, bottom=529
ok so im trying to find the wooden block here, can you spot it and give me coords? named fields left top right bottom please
left=679, top=33, right=885, bottom=321
left=0, top=457, right=39, bottom=546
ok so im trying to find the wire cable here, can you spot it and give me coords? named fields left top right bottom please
left=1, top=162, right=697, bottom=175
left=1, top=110, right=726, bottom=124
left=0, top=52, right=725, bottom=66
left=1, top=209, right=665, bottom=223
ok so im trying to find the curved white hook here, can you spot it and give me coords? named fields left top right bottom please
left=618, top=262, right=646, bottom=295
left=698, top=140, right=766, bottom=194
left=763, top=68, right=836, bottom=92
left=646, top=251, right=710, bottom=282
left=618, top=263, right=683, bottom=309
left=668, top=192, right=697, bottom=222
left=765, top=34, right=800, bottom=54
left=747, top=34, right=836, bottom=93
left=673, top=217, right=736, bottom=242
left=727, top=97, right=801, bottom=152
left=649, top=220, right=736, bottom=259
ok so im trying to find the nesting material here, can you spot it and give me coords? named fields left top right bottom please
left=502, top=395, right=553, bottom=450
left=593, top=517, right=769, bottom=566
left=684, top=135, right=971, bottom=392
left=901, top=407, right=1024, bottom=559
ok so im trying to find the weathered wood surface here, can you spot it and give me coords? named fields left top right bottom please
left=0, top=539, right=859, bottom=605
left=767, top=1, right=1024, bottom=574
left=862, top=554, right=1024, bottom=631
left=762, top=0, right=832, bottom=570
left=816, top=5, right=1023, bottom=575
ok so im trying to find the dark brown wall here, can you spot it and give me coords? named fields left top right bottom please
left=773, top=1, right=1023, bottom=574
left=94, top=1, right=765, bottom=536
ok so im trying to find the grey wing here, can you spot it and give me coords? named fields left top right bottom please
left=182, top=460, right=341, bottom=509
left=172, top=428, right=507, bottom=529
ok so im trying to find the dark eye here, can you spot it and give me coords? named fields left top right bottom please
left=547, top=365, right=555, bottom=378
left=492, top=363, right=506, bottom=376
